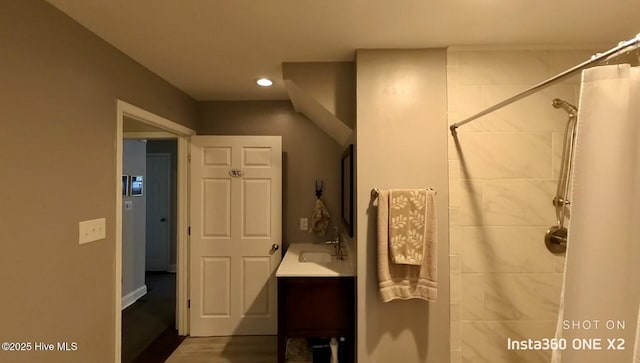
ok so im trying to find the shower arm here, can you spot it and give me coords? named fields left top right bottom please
left=450, top=33, right=640, bottom=132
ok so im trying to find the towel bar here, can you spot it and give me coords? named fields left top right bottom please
left=370, top=188, right=436, bottom=199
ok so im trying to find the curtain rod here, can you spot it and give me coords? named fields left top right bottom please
left=450, top=33, right=640, bottom=133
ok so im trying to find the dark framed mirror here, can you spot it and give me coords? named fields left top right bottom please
left=341, top=144, right=354, bottom=237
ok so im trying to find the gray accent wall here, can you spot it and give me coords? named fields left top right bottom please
left=0, top=1, right=196, bottom=362
left=198, top=101, right=344, bottom=248
left=122, top=140, right=147, bottom=299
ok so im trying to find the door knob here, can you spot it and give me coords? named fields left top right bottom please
left=271, top=244, right=279, bottom=252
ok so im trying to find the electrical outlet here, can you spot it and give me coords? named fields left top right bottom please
left=79, top=218, right=106, bottom=244
left=300, top=218, right=308, bottom=231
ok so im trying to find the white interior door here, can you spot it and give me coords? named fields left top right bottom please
left=146, top=153, right=171, bottom=271
left=190, top=135, right=282, bottom=336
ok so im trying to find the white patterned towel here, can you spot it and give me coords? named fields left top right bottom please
left=377, top=189, right=438, bottom=302
left=309, top=198, right=331, bottom=236
left=389, top=189, right=431, bottom=265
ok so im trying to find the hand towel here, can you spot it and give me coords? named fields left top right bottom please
left=389, top=189, right=428, bottom=265
left=377, top=189, right=437, bottom=302
left=309, top=198, right=331, bottom=235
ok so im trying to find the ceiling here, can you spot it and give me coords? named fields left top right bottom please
left=47, top=0, right=639, bottom=101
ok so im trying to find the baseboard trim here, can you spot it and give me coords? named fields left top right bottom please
left=122, top=285, right=147, bottom=310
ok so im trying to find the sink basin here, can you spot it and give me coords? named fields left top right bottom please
left=298, top=251, right=332, bottom=263
left=276, top=243, right=354, bottom=277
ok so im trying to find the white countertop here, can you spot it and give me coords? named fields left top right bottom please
left=275, top=242, right=355, bottom=277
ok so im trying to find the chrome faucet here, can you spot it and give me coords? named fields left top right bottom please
left=324, top=227, right=344, bottom=260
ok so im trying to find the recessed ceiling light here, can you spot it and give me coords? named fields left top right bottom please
left=256, top=78, right=273, bottom=87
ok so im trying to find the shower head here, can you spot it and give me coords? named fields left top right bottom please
left=552, top=98, right=578, bottom=117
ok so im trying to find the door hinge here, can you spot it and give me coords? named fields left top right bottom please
left=188, top=299, right=191, bottom=308
left=188, top=226, right=191, bottom=235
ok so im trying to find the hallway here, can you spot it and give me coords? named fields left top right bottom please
left=122, top=272, right=177, bottom=363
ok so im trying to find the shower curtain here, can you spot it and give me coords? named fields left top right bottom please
left=552, top=64, right=640, bottom=363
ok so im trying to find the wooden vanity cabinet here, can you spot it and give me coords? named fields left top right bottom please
left=277, top=276, right=355, bottom=363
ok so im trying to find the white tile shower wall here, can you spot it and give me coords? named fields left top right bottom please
left=448, top=48, right=594, bottom=363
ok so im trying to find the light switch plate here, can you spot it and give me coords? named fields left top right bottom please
left=300, top=218, right=308, bottom=231
left=79, top=218, right=106, bottom=244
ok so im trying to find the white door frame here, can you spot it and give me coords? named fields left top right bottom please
left=115, top=100, right=195, bottom=363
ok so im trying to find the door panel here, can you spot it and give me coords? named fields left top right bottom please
left=242, top=179, right=271, bottom=238
left=190, top=136, right=282, bottom=336
left=241, top=257, right=272, bottom=316
left=201, top=257, right=231, bottom=316
left=204, top=147, right=232, bottom=166
left=202, top=179, right=231, bottom=238
left=243, top=147, right=272, bottom=166
left=146, top=154, right=171, bottom=271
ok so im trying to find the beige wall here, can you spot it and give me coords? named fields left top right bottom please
left=0, top=1, right=197, bottom=362
left=447, top=48, right=593, bottom=362
left=282, top=62, right=356, bottom=129
left=197, top=101, right=345, bottom=248
left=356, top=49, right=450, bottom=363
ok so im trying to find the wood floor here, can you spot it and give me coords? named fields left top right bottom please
left=122, top=272, right=176, bottom=363
left=132, top=325, right=184, bottom=363
left=165, top=336, right=277, bottom=363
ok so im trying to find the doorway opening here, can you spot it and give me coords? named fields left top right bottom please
left=121, top=137, right=178, bottom=362
left=115, top=100, right=194, bottom=363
